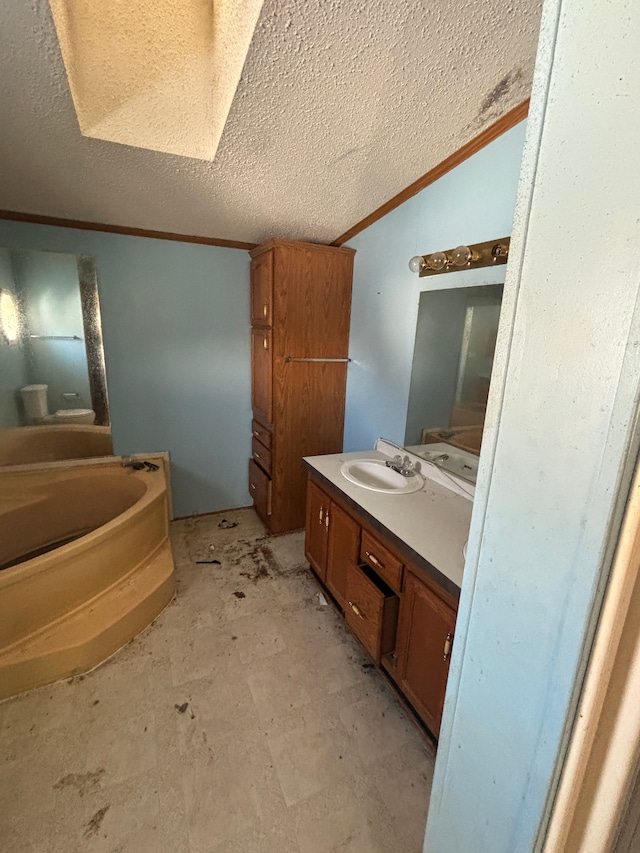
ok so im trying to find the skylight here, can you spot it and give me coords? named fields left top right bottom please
left=48, top=0, right=264, bottom=161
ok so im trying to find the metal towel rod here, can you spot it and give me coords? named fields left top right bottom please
left=284, top=357, right=351, bottom=363
left=29, top=334, right=83, bottom=341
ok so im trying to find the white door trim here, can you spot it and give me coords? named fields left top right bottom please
left=543, top=460, right=640, bottom=851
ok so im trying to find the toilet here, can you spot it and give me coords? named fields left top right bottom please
left=20, top=384, right=96, bottom=425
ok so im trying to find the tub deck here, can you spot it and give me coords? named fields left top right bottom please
left=0, top=458, right=175, bottom=700
left=0, top=424, right=113, bottom=467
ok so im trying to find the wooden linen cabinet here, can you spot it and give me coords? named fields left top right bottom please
left=249, top=239, right=355, bottom=534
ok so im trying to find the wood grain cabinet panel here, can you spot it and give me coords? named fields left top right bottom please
left=303, top=481, right=361, bottom=602
left=325, top=502, right=360, bottom=611
left=360, top=530, right=403, bottom=593
left=345, top=563, right=399, bottom=664
left=251, top=436, right=271, bottom=476
left=394, top=570, right=457, bottom=738
left=249, top=240, right=355, bottom=533
left=304, top=479, right=329, bottom=580
left=251, top=419, right=272, bottom=449
left=251, top=328, right=272, bottom=426
left=250, top=250, right=273, bottom=326
left=248, top=459, right=271, bottom=525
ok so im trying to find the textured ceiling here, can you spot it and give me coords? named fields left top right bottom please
left=0, top=0, right=543, bottom=245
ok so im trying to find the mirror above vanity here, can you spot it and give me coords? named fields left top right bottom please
left=0, top=247, right=113, bottom=467
left=403, top=283, right=504, bottom=485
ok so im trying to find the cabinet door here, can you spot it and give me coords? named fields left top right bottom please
left=251, top=328, right=272, bottom=424
left=305, top=479, right=329, bottom=579
left=325, top=502, right=360, bottom=611
left=395, top=571, right=457, bottom=738
left=251, top=251, right=273, bottom=326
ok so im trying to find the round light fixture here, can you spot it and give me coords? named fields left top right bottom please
left=427, top=251, right=448, bottom=271
left=451, top=245, right=472, bottom=267
left=408, top=255, right=425, bottom=274
left=0, top=289, right=20, bottom=343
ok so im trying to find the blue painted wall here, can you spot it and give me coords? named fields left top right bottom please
left=343, top=120, right=527, bottom=453
left=0, top=222, right=251, bottom=517
left=425, top=0, right=640, bottom=850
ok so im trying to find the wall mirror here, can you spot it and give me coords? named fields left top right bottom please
left=0, top=247, right=113, bottom=467
left=404, top=284, right=503, bottom=484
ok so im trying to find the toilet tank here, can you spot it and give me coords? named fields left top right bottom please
left=20, top=384, right=49, bottom=420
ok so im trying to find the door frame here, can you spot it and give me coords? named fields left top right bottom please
left=542, top=460, right=640, bottom=851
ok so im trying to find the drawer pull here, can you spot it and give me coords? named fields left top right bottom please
left=319, top=507, right=323, bottom=524
left=443, top=632, right=453, bottom=661
left=250, top=483, right=256, bottom=491
left=253, top=430, right=260, bottom=438
left=254, top=452, right=261, bottom=460
left=263, top=302, right=268, bottom=317
left=349, top=601, right=364, bottom=619
left=365, top=551, right=383, bottom=569
left=325, top=512, right=330, bottom=529
left=263, top=336, right=268, bottom=350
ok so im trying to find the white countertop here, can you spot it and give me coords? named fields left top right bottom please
left=304, top=449, right=473, bottom=592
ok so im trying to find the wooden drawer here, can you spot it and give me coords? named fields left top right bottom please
left=360, top=530, right=403, bottom=593
left=249, top=458, right=272, bottom=522
left=251, top=418, right=272, bottom=449
left=251, top=436, right=272, bottom=476
left=345, top=563, right=399, bottom=663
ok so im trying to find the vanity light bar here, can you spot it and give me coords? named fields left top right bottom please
left=409, top=236, right=510, bottom=277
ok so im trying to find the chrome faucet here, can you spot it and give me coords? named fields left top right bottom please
left=385, top=454, right=416, bottom=477
left=121, top=456, right=145, bottom=470
left=121, top=456, right=159, bottom=471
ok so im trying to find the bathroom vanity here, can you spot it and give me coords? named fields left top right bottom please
left=304, top=447, right=472, bottom=738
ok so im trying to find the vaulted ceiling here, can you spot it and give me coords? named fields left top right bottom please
left=0, top=0, right=543, bottom=245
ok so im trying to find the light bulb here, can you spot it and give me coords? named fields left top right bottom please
left=408, top=255, right=424, bottom=274
left=492, top=242, right=509, bottom=260
left=0, top=290, right=19, bottom=342
left=427, top=251, right=448, bottom=271
left=452, top=245, right=472, bottom=267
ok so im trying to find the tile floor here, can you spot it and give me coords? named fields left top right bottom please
left=0, top=509, right=435, bottom=852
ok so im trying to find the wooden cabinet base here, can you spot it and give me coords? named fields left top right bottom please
left=304, top=470, right=458, bottom=740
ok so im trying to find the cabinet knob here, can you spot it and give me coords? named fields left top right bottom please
left=325, top=511, right=330, bottom=529
left=365, top=550, right=383, bottom=569
left=254, top=452, right=261, bottom=460
left=443, top=632, right=453, bottom=661
left=250, top=483, right=256, bottom=491
left=348, top=601, right=363, bottom=619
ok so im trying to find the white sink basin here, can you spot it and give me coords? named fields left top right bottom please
left=340, top=459, right=424, bottom=494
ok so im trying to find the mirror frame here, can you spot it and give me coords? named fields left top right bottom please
left=77, top=256, right=110, bottom=426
